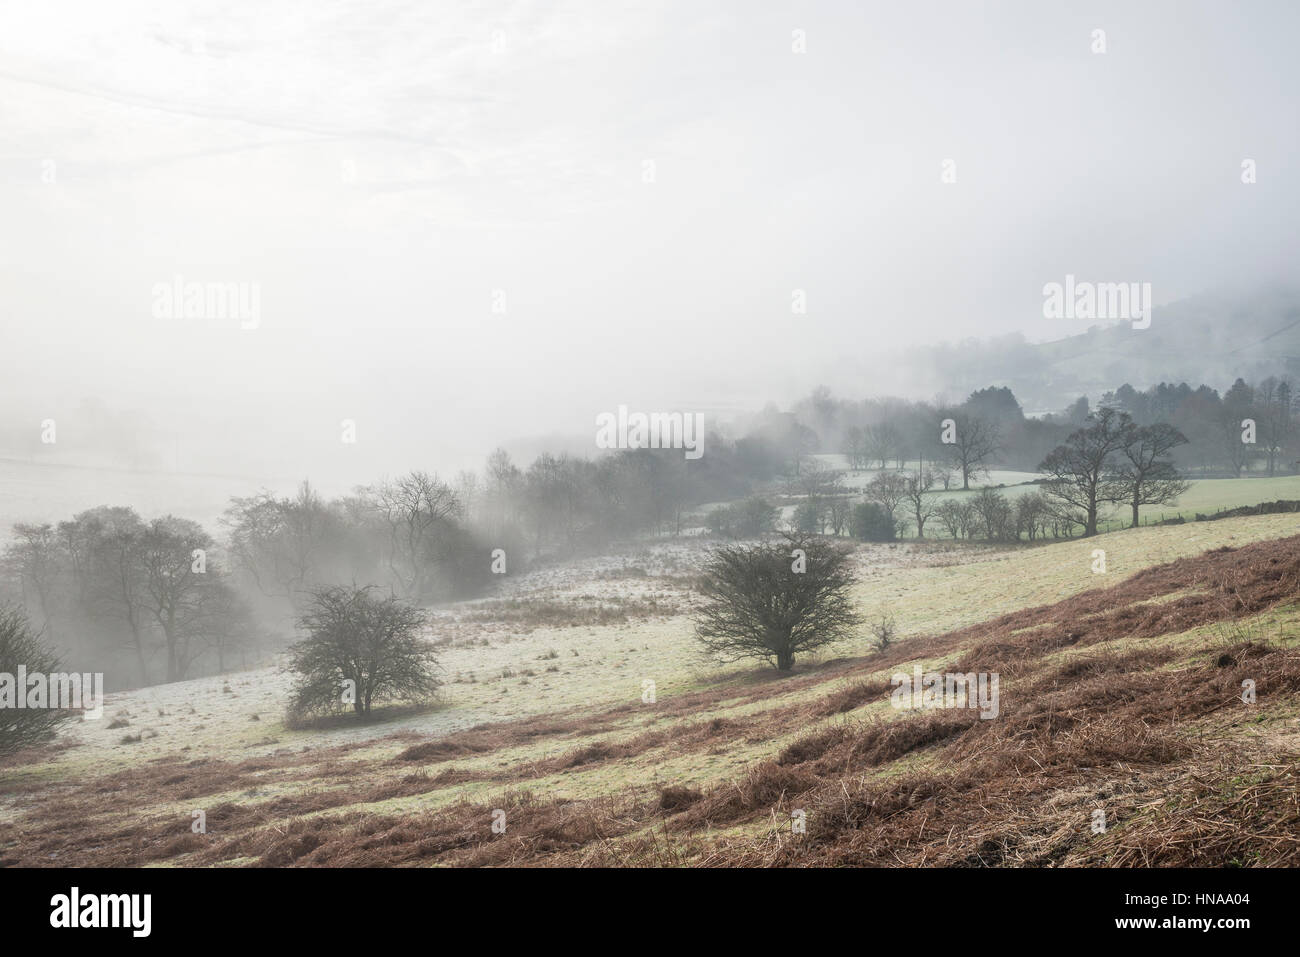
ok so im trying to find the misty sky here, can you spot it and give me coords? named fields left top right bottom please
left=2, top=0, right=1298, bottom=487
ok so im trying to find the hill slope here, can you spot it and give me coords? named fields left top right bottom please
left=3, top=515, right=1300, bottom=867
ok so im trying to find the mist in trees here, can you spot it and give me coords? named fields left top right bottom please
left=0, top=372, right=1287, bottom=694
left=1037, top=408, right=1193, bottom=536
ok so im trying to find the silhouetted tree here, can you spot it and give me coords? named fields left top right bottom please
left=1039, top=408, right=1131, bottom=536
left=940, top=411, right=1000, bottom=489
left=1113, top=422, right=1191, bottom=528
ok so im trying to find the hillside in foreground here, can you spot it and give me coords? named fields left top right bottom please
left=3, top=514, right=1300, bottom=867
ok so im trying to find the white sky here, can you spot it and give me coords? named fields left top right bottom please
left=2, top=0, right=1298, bottom=484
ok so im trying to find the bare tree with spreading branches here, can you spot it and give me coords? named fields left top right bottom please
left=940, top=411, right=1000, bottom=490
left=367, top=471, right=461, bottom=600
left=1113, top=422, right=1191, bottom=528
left=287, top=586, right=439, bottom=719
left=1038, top=407, right=1131, bottom=536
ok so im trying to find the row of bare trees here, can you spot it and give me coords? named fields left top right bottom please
left=1, top=508, right=257, bottom=686
left=776, top=407, right=1190, bottom=543
left=221, top=475, right=491, bottom=617
left=844, top=410, right=1000, bottom=489
left=0, top=437, right=780, bottom=688
left=1038, top=408, right=1190, bottom=535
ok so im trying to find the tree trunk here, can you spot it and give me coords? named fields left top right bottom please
left=134, top=642, right=148, bottom=686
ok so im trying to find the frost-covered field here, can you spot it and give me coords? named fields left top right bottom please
left=25, top=537, right=964, bottom=776
left=16, top=515, right=1297, bottom=787
left=10, top=535, right=1011, bottom=792
left=6, top=513, right=1300, bottom=865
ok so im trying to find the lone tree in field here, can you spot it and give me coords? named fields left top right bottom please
left=693, top=535, right=861, bottom=672
left=1038, top=407, right=1132, bottom=536
left=287, top=586, right=439, bottom=719
left=1113, top=422, right=1191, bottom=528
left=940, top=411, right=1000, bottom=490
left=0, top=605, right=75, bottom=756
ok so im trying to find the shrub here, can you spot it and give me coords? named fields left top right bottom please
left=0, top=605, right=77, bottom=756
left=851, top=502, right=895, bottom=542
left=694, top=534, right=861, bottom=671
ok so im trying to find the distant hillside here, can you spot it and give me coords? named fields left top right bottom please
left=915, top=287, right=1300, bottom=412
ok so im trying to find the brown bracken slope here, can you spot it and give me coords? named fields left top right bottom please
left=4, top=535, right=1300, bottom=867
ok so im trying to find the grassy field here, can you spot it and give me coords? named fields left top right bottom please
left=4, top=511, right=1300, bottom=866
left=804, top=455, right=1298, bottom=535
left=906, top=472, right=1297, bottom=534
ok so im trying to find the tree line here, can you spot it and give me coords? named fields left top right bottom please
left=2, top=373, right=1288, bottom=690
left=791, top=375, right=1297, bottom=479
left=718, top=405, right=1196, bottom=543
left=0, top=436, right=796, bottom=688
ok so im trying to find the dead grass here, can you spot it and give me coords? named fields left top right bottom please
left=6, top=531, right=1300, bottom=867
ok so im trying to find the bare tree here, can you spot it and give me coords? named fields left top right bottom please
left=287, top=586, right=439, bottom=719
left=1256, top=377, right=1293, bottom=477
left=790, top=459, right=842, bottom=501
left=936, top=499, right=966, bottom=540
left=972, top=487, right=1014, bottom=541
left=845, top=425, right=868, bottom=470
left=1113, top=422, right=1191, bottom=528
left=1038, top=407, right=1131, bottom=536
left=1015, top=491, right=1052, bottom=541
left=693, top=534, right=861, bottom=671
left=863, top=423, right=902, bottom=470
left=223, top=481, right=335, bottom=607
left=869, top=611, right=897, bottom=650
left=368, top=471, right=461, bottom=599
left=192, top=580, right=261, bottom=674
left=788, top=461, right=845, bottom=535
left=827, top=495, right=854, bottom=537
left=865, top=471, right=908, bottom=532
left=76, top=507, right=152, bottom=685
left=484, top=447, right=525, bottom=540
left=902, top=469, right=938, bottom=539
left=940, top=411, right=1000, bottom=490
left=138, top=517, right=217, bottom=682
left=1, top=523, right=61, bottom=640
